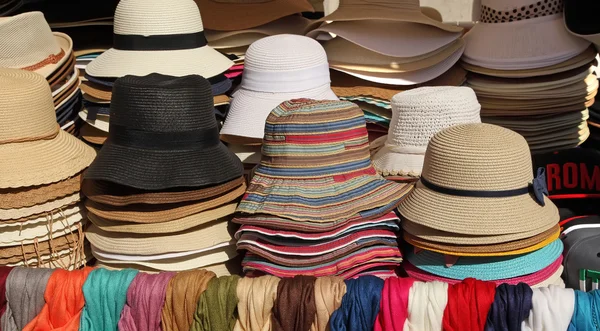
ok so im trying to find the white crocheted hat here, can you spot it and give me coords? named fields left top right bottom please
left=373, top=86, right=481, bottom=177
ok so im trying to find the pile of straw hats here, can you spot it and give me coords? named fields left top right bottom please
left=82, top=74, right=245, bottom=275
left=463, top=0, right=597, bottom=154
left=398, top=123, right=564, bottom=287
left=0, top=12, right=83, bottom=136
left=0, top=68, right=96, bottom=269
left=233, top=99, right=412, bottom=278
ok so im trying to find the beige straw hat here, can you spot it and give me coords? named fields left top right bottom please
left=398, top=123, right=559, bottom=236
left=0, top=12, right=73, bottom=78
left=0, top=172, right=82, bottom=209
left=80, top=124, right=108, bottom=145
left=0, top=69, right=96, bottom=189
left=0, top=193, right=80, bottom=220
left=0, top=229, right=84, bottom=264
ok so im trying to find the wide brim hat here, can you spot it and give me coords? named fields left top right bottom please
left=80, top=123, right=107, bottom=145
left=25, top=32, right=73, bottom=79
left=0, top=229, right=85, bottom=265
left=0, top=172, right=82, bottom=209
left=0, top=193, right=80, bottom=220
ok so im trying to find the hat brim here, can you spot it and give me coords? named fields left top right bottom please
left=32, top=32, right=73, bottom=79
left=85, top=45, right=233, bottom=79
left=0, top=193, right=80, bottom=221
left=372, top=145, right=424, bottom=177
left=0, top=173, right=82, bottom=210
left=78, top=110, right=109, bottom=132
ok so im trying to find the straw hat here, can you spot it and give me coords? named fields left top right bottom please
left=220, top=35, right=338, bottom=143
left=80, top=123, right=108, bottom=145
left=0, top=193, right=80, bottom=220
left=85, top=0, right=233, bottom=78
left=0, top=69, right=96, bottom=189
left=373, top=87, right=481, bottom=177
left=0, top=12, right=72, bottom=78
left=83, top=74, right=243, bottom=190
left=398, top=123, right=559, bottom=236
left=0, top=172, right=82, bottom=209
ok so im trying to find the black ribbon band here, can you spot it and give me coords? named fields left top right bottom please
left=109, top=124, right=220, bottom=151
left=113, top=31, right=208, bottom=51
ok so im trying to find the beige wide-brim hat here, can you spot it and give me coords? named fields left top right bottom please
left=80, top=123, right=108, bottom=145
left=0, top=172, right=82, bottom=210
left=0, top=193, right=80, bottom=220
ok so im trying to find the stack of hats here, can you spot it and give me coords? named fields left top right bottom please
left=233, top=99, right=412, bottom=278
left=462, top=0, right=597, bottom=154
left=0, top=12, right=83, bottom=136
left=371, top=87, right=482, bottom=182
left=0, top=68, right=96, bottom=269
left=78, top=0, right=234, bottom=147
left=82, top=74, right=245, bottom=275
left=586, top=97, right=600, bottom=149
left=398, top=123, right=564, bottom=287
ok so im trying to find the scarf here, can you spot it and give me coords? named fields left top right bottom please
left=191, top=275, right=241, bottom=331
left=162, top=270, right=215, bottom=331
left=23, top=267, right=93, bottom=331
left=234, top=276, right=280, bottom=331
left=374, top=277, right=415, bottom=331
left=272, top=275, right=317, bottom=331
left=568, top=289, right=600, bottom=331
left=311, top=277, right=346, bottom=331
left=404, top=281, right=448, bottom=331
left=442, top=278, right=496, bottom=331
left=484, top=283, right=532, bottom=331
left=118, top=272, right=176, bottom=331
left=330, top=276, right=384, bottom=331
left=522, top=286, right=574, bottom=331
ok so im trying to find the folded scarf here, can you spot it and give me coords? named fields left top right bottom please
left=234, top=276, right=280, bottom=331
left=330, top=276, right=384, bottom=331
left=191, top=275, right=241, bottom=331
left=311, top=277, right=346, bottom=331
left=568, top=289, right=600, bottom=331
left=273, top=275, right=317, bottom=331
left=404, top=281, right=448, bottom=331
left=442, top=278, right=496, bottom=331
left=23, top=267, right=93, bottom=331
left=484, top=283, right=532, bottom=331
left=162, top=270, right=215, bottom=331
left=118, top=272, right=176, bottom=331
left=1, top=268, right=54, bottom=331
left=374, top=277, right=414, bottom=331
left=80, top=268, right=138, bottom=331
left=522, top=286, right=574, bottom=331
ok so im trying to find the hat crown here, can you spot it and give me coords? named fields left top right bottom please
left=0, top=12, right=62, bottom=69
left=109, top=74, right=217, bottom=133
left=480, top=0, right=564, bottom=23
left=387, top=87, right=481, bottom=151
left=0, top=69, right=57, bottom=143
left=113, top=0, right=204, bottom=36
left=422, top=123, right=534, bottom=191
left=244, top=35, right=328, bottom=72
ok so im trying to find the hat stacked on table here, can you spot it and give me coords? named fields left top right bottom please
left=0, top=68, right=96, bottom=269
left=78, top=0, right=234, bottom=147
left=82, top=74, right=245, bottom=275
left=398, top=123, right=564, bottom=287
left=233, top=99, right=413, bottom=278
left=0, top=12, right=83, bottom=136
left=462, top=0, right=597, bottom=154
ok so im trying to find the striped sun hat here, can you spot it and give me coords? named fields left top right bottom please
left=235, top=99, right=411, bottom=223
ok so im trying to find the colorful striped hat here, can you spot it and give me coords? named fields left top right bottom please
left=235, top=99, right=411, bottom=223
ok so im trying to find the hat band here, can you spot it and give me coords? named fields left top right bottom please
left=242, top=63, right=331, bottom=93
left=385, top=144, right=426, bottom=155
left=420, top=167, right=549, bottom=206
left=108, top=124, right=220, bottom=150
left=113, top=31, right=208, bottom=51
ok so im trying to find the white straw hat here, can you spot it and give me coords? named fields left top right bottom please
left=0, top=12, right=73, bottom=78
left=85, top=0, right=233, bottom=78
left=220, top=34, right=338, bottom=143
left=463, top=0, right=590, bottom=70
left=373, top=87, right=482, bottom=177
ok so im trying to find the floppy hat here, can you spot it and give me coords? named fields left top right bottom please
left=0, top=193, right=80, bottom=220
left=564, top=0, right=600, bottom=48
left=83, top=74, right=243, bottom=190
left=235, top=99, right=411, bottom=223
left=220, top=35, right=338, bottom=142
left=398, top=123, right=559, bottom=235
left=0, top=229, right=84, bottom=264
left=373, top=87, right=481, bottom=177
left=0, top=12, right=72, bottom=78
left=85, top=0, right=233, bottom=78
left=0, top=69, right=96, bottom=189
left=0, top=172, right=82, bottom=209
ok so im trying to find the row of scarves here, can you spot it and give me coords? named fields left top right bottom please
left=0, top=266, right=598, bottom=331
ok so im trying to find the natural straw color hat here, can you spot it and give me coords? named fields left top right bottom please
left=398, top=123, right=559, bottom=236
left=0, top=193, right=80, bottom=220
left=80, top=124, right=107, bottom=145
left=373, top=87, right=481, bottom=177
left=0, top=12, right=72, bottom=78
left=0, top=69, right=96, bottom=189
left=0, top=172, right=82, bottom=209
left=0, top=229, right=84, bottom=264
left=86, top=0, right=233, bottom=78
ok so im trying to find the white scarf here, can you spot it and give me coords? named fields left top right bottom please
left=521, top=285, right=574, bottom=331
left=403, top=281, right=448, bottom=331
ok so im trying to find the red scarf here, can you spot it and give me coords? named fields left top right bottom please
left=443, top=278, right=496, bottom=331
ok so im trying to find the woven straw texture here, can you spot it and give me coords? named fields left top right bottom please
left=244, top=34, right=327, bottom=72
left=0, top=229, right=84, bottom=263
left=114, top=0, right=203, bottom=35
left=0, top=173, right=82, bottom=209
left=0, top=193, right=80, bottom=220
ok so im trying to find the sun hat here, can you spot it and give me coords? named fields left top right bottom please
left=0, top=193, right=80, bottom=220
left=0, top=230, right=84, bottom=264
left=83, top=74, right=243, bottom=190
left=0, top=69, right=96, bottom=189
left=398, top=123, right=559, bottom=236
left=0, top=173, right=82, bottom=210
left=372, top=87, right=481, bottom=177
left=564, top=0, right=600, bottom=48
left=52, top=68, right=79, bottom=100
left=235, top=99, right=411, bottom=223
left=85, top=0, right=233, bottom=78
left=194, top=0, right=314, bottom=31
left=220, top=35, right=338, bottom=143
